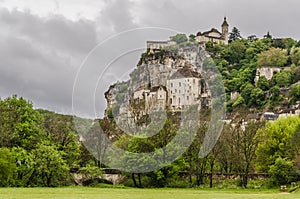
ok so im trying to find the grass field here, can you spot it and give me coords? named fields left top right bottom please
left=0, top=187, right=299, bottom=199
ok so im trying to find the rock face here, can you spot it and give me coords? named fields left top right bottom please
left=104, top=44, right=211, bottom=134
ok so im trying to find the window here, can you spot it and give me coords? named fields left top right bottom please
left=175, top=89, right=177, bottom=93
left=179, top=82, right=181, bottom=87
left=178, top=97, right=181, bottom=104
left=187, top=96, right=189, bottom=100
left=170, top=98, right=172, bottom=104
left=171, top=83, right=173, bottom=87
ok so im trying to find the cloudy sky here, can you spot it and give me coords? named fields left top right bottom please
left=0, top=0, right=299, bottom=118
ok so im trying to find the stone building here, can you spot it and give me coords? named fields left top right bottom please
left=131, top=85, right=168, bottom=113
left=166, top=67, right=202, bottom=111
left=146, top=40, right=176, bottom=50
left=254, top=67, right=281, bottom=85
left=195, top=17, right=229, bottom=45
left=146, top=17, right=229, bottom=50
left=130, top=67, right=207, bottom=112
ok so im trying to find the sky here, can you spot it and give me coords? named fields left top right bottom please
left=0, top=0, right=300, bottom=118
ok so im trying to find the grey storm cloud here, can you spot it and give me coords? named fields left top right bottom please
left=0, top=8, right=98, bottom=115
left=1, top=0, right=300, bottom=118
left=132, top=0, right=300, bottom=39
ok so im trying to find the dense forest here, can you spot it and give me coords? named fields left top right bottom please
left=0, top=28, right=300, bottom=189
left=205, top=29, right=300, bottom=111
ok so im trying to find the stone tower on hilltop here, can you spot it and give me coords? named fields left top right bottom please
left=195, top=17, right=229, bottom=45
left=221, top=17, right=229, bottom=45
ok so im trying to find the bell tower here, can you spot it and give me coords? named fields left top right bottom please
left=221, top=17, right=229, bottom=44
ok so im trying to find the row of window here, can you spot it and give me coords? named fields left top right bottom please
left=170, top=96, right=190, bottom=104
left=170, top=79, right=198, bottom=88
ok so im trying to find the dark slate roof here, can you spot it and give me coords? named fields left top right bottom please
left=196, top=28, right=222, bottom=37
left=170, top=67, right=201, bottom=79
left=203, top=28, right=221, bottom=35
left=150, top=85, right=167, bottom=92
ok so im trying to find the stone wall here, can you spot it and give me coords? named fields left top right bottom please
left=255, top=67, right=281, bottom=84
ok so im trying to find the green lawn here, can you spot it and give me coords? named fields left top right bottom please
left=0, top=187, right=299, bottom=199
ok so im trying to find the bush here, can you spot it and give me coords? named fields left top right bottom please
left=171, top=34, right=188, bottom=44
left=30, top=144, right=69, bottom=187
left=166, top=178, right=192, bottom=188
left=0, top=148, right=16, bottom=187
left=269, top=157, right=298, bottom=186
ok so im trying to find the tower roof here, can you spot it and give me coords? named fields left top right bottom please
left=222, top=17, right=229, bottom=27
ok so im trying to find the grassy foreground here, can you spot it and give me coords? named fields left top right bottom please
left=0, top=187, right=299, bottom=199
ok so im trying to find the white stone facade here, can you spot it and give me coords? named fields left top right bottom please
left=255, top=67, right=281, bottom=84
left=195, top=17, right=229, bottom=45
left=131, top=68, right=203, bottom=112
left=167, top=77, right=201, bottom=110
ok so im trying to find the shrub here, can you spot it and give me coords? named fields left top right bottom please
left=0, top=148, right=16, bottom=187
left=269, top=157, right=298, bottom=186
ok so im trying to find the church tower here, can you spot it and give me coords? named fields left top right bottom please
left=221, top=17, right=229, bottom=45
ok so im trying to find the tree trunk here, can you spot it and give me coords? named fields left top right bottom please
left=132, top=173, right=138, bottom=187
left=189, top=155, right=193, bottom=184
left=243, top=164, right=250, bottom=188
left=209, top=161, right=214, bottom=188
left=138, top=173, right=142, bottom=188
left=196, top=158, right=207, bottom=186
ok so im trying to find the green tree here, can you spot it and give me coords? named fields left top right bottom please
left=273, top=70, right=292, bottom=87
left=256, top=116, right=300, bottom=172
left=257, top=48, right=288, bottom=67
left=229, top=27, right=242, bottom=43
left=41, top=111, right=80, bottom=167
left=289, top=84, right=300, bottom=104
left=272, top=38, right=296, bottom=51
left=291, top=67, right=300, bottom=83
left=31, top=144, right=69, bottom=187
left=189, top=34, right=196, bottom=42
left=257, top=76, right=270, bottom=91
left=232, top=96, right=245, bottom=108
left=241, top=83, right=255, bottom=105
left=290, top=47, right=300, bottom=66
left=269, top=157, right=297, bottom=186
left=227, top=111, right=265, bottom=188
left=0, top=96, right=45, bottom=150
left=78, top=165, right=103, bottom=183
left=11, top=147, right=34, bottom=187
left=171, top=34, right=188, bottom=44
left=227, top=39, right=247, bottom=64
left=272, top=39, right=285, bottom=49
left=0, top=148, right=16, bottom=187
left=247, top=35, right=257, bottom=43
left=282, top=38, right=297, bottom=50
left=269, top=86, right=281, bottom=102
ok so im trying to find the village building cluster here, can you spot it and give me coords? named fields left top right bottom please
left=146, top=17, right=229, bottom=50
left=131, top=67, right=210, bottom=112
left=105, top=17, right=299, bottom=123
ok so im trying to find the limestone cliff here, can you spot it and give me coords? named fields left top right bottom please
left=104, top=43, right=211, bottom=133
